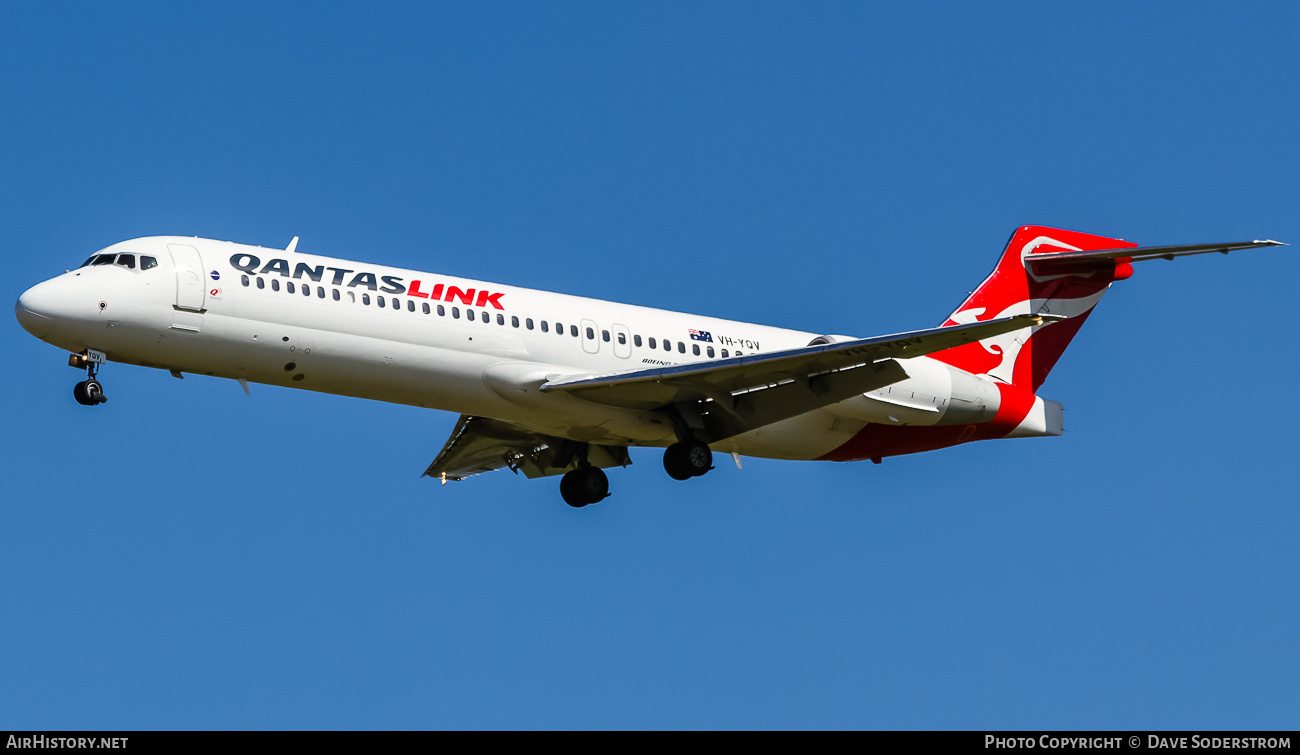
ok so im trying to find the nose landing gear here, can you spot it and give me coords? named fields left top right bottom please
left=68, top=351, right=108, bottom=406
left=73, top=378, right=106, bottom=405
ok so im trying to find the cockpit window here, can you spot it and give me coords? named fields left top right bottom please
left=79, top=253, right=158, bottom=270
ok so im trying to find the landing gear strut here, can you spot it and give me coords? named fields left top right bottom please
left=663, top=440, right=713, bottom=481
left=560, top=465, right=610, bottom=508
left=70, top=354, right=107, bottom=406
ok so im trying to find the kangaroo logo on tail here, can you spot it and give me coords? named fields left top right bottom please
left=931, top=226, right=1136, bottom=391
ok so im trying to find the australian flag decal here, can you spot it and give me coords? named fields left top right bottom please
left=689, top=329, right=713, bottom=343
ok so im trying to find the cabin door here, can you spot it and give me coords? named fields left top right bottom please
left=580, top=319, right=600, bottom=355
left=168, top=244, right=207, bottom=312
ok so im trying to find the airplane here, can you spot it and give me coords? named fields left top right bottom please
left=14, top=225, right=1283, bottom=507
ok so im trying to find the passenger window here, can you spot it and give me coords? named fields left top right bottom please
left=272, top=279, right=280, bottom=291
left=633, top=335, right=641, bottom=347
left=467, top=309, right=474, bottom=321
left=648, top=337, right=656, bottom=349
left=586, top=327, right=595, bottom=340
left=333, top=289, right=341, bottom=301
left=554, top=322, right=562, bottom=334
left=617, top=332, right=626, bottom=345
left=721, top=349, right=729, bottom=358
left=140, top=256, right=158, bottom=270
left=541, top=321, right=548, bottom=333
left=482, top=311, right=490, bottom=323
left=378, top=296, right=386, bottom=308
left=302, top=285, right=310, bottom=297
left=692, top=344, right=700, bottom=356
left=497, top=314, right=505, bottom=326
left=437, top=304, right=445, bottom=316
left=526, top=318, right=534, bottom=330
left=663, top=339, right=672, bottom=351
left=422, top=302, right=430, bottom=314
left=678, top=342, right=686, bottom=353
left=362, top=293, right=370, bottom=305
left=287, top=282, right=296, bottom=294
left=452, top=307, right=460, bottom=319
left=511, top=316, right=519, bottom=328
left=318, top=287, right=326, bottom=298
left=116, top=254, right=136, bottom=269
left=602, top=330, right=610, bottom=342
left=256, top=277, right=265, bottom=289
left=707, top=346, right=715, bottom=358
left=570, top=325, right=578, bottom=337
left=347, top=290, right=355, bottom=302
left=393, top=297, right=400, bottom=309
left=407, top=299, right=415, bottom=312
left=241, top=274, right=249, bottom=287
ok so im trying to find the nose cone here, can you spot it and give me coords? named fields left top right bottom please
left=16, top=280, right=58, bottom=339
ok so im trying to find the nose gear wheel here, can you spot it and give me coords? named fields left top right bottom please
left=73, top=379, right=106, bottom=405
left=70, top=354, right=107, bottom=406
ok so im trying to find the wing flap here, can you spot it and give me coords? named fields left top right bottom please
left=423, top=415, right=630, bottom=483
left=423, top=415, right=539, bottom=481
left=700, top=358, right=911, bottom=439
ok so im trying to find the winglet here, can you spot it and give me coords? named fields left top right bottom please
left=286, top=236, right=299, bottom=255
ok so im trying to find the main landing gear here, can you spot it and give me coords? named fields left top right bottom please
left=560, top=465, right=610, bottom=508
left=663, top=439, right=713, bottom=481
left=69, top=352, right=107, bottom=406
left=557, top=439, right=714, bottom=508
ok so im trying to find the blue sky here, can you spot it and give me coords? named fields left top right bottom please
left=2, top=1, right=1298, bottom=729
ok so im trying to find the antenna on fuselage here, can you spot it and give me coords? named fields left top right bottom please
left=285, top=236, right=299, bottom=254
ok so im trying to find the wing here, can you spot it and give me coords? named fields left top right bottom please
left=423, top=415, right=630, bottom=483
left=540, top=314, right=1059, bottom=443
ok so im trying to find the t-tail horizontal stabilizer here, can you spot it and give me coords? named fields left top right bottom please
left=1030, top=239, right=1285, bottom=266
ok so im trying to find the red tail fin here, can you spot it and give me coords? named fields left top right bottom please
left=930, top=226, right=1136, bottom=392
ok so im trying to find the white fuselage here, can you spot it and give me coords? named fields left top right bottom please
left=16, top=236, right=1013, bottom=461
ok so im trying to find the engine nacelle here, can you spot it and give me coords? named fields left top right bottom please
left=943, top=367, right=1000, bottom=425
left=806, top=334, right=855, bottom=346
left=833, top=358, right=1000, bottom=427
